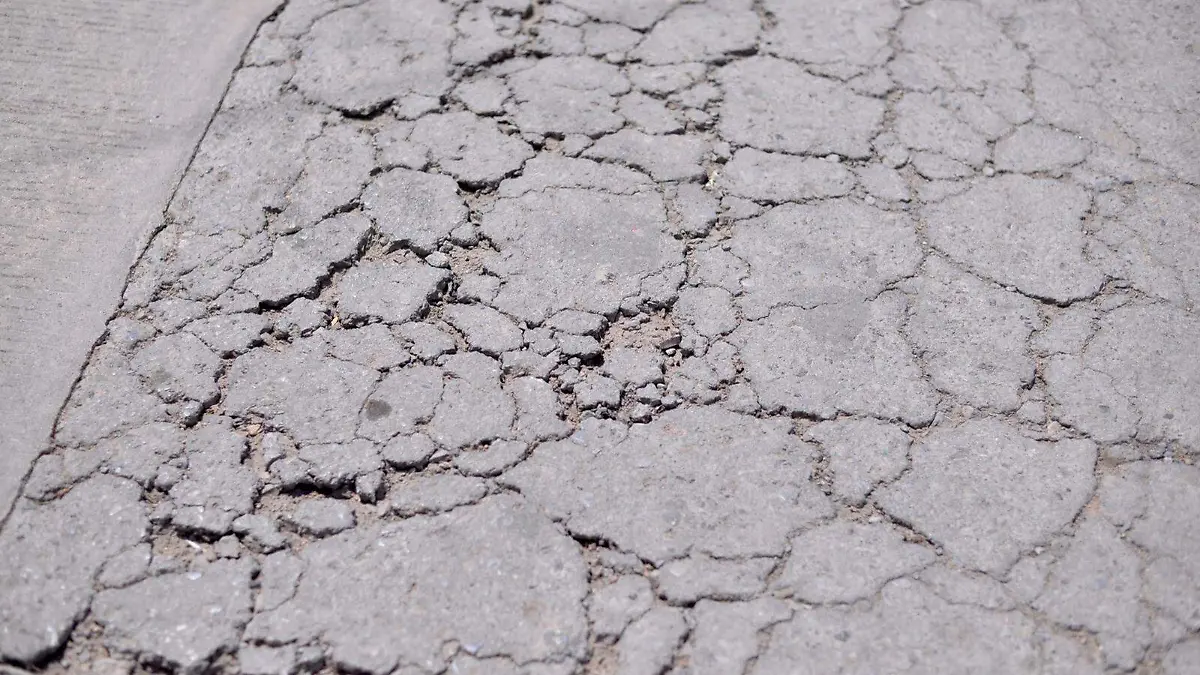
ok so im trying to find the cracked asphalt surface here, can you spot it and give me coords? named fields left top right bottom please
left=3, top=0, right=1200, bottom=673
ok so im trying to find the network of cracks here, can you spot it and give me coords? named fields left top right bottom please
left=2, top=0, right=1199, bottom=673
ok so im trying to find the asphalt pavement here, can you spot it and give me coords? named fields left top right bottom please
left=1, top=0, right=1198, bottom=673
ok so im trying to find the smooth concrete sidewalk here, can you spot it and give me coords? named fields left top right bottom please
left=0, top=0, right=282, bottom=521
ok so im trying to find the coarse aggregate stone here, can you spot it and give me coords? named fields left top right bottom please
left=4, top=0, right=1199, bottom=672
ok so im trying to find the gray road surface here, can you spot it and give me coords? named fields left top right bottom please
left=1, top=0, right=1199, bottom=673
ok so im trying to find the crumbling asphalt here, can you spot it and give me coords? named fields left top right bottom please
left=1, top=0, right=1199, bottom=673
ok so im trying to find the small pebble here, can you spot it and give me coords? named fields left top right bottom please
left=214, top=535, right=241, bottom=559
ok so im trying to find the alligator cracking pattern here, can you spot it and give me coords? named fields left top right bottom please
left=2, top=0, right=1199, bottom=673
